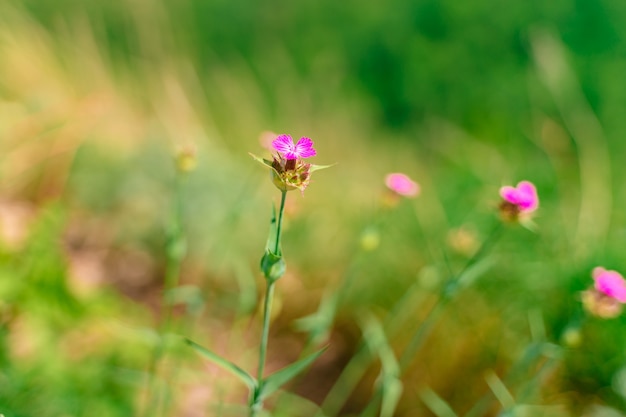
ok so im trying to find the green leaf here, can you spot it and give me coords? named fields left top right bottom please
left=248, top=152, right=274, bottom=169
left=309, top=163, right=335, bottom=173
left=419, top=387, right=458, bottom=417
left=359, top=313, right=402, bottom=417
left=186, top=339, right=257, bottom=391
left=259, top=345, right=328, bottom=400
left=359, top=313, right=399, bottom=376
left=249, top=152, right=281, bottom=178
left=380, top=377, right=403, bottom=417
left=484, top=370, right=516, bottom=410
left=264, top=204, right=280, bottom=256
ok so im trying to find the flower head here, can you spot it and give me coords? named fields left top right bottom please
left=272, top=135, right=317, bottom=160
left=592, top=267, right=626, bottom=302
left=385, top=173, right=420, bottom=198
left=582, top=267, right=626, bottom=318
left=499, top=180, right=539, bottom=222
left=250, top=134, right=330, bottom=193
left=270, top=154, right=312, bottom=192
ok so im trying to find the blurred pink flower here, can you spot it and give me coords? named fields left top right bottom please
left=272, top=135, right=317, bottom=160
left=499, top=181, right=539, bottom=213
left=385, top=173, right=420, bottom=197
left=593, top=267, right=626, bottom=303
left=582, top=267, right=626, bottom=318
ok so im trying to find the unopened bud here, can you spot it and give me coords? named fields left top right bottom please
left=176, top=146, right=197, bottom=173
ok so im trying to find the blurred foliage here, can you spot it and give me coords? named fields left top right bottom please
left=1, top=0, right=626, bottom=416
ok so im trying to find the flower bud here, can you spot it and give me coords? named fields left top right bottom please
left=260, top=250, right=286, bottom=283
left=360, top=227, right=380, bottom=251
left=175, top=146, right=197, bottom=173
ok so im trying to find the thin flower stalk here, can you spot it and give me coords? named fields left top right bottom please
left=251, top=190, right=286, bottom=416
left=247, top=135, right=329, bottom=416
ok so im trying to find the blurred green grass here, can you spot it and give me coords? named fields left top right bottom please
left=1, top=0, right=626, bottom=415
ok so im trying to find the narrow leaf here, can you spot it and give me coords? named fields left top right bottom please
left=260, top=346, right=328, bottom=400
left=264, top=204, right=279, bottom=255
left=419, top=387, right=458, bottom=417
left=309, top=163, right=335, bottom=173
left=380, top=377, right=403, bottom=417
left=186, top=339, right=257, bottom=391
left=359, top=313, right=399, bottom=376
left=248, top=152, right=274, bottom=169
left=484, top=370, right=515, bottom=410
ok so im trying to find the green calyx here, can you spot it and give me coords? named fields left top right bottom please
left=260, top=250, right=286, bottom=283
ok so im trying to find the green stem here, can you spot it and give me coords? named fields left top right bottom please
left=251, top=190, right=287, bottom=416
left=257, top=282, right=275, bottom=383
left=275, top=190, right=287, bottom=254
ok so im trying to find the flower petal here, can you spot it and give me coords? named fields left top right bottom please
left=499, top=186, right=520, bottom=204
left=272, top=135, right=296, bottom=158
left=594, top=269, right=626, bottom=303
left=385, top=173, right=420, bottom=197
left=294, top=137, right=317, bottom=158
left=516, top=181, right=539, bottom=212
left=500, top=181, right=539, bottom=213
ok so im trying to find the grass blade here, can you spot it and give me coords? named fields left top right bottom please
left=186, top=338, right=257, bottom=391
left=260, top=346, right=328, bottom=400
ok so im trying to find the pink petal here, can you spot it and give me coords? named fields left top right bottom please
left=594, top=268, right=626, bottom=303
left=499, top=181, right=539, bottom=213
left=272, top=135, right=296, bottom=158
left=385, top=173, right=420, bottom=197
left=294, top=137, right=317, bottom=158
left=516, top=181, right=539, bottom=212
left=499, top=186, right=519, bottom=204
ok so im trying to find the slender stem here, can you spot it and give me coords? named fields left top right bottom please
left=251, top=191, right=288, bottom=416
left=257, top=282, right=275, bottom=383
left=275, top=190, right=287, bottom=254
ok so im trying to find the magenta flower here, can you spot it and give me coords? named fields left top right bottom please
left=499, top=181, right=539, bottom=213
left=272, top=135, right=317, bottom=160
left=250, top=134, right=330, bottom=193
left=385, top=173, right=420, bottom=198
left=582, top=267, right=626, bottom=318
left=593, top=267, right=626, bottom=303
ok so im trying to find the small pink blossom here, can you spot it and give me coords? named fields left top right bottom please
left=272, top=135, right=316, bottom=160
left=499, top=181, right=539, bottom=213
left=385, top=173, right=420, bottom=198
left=592, top=267, right=626, bottom=303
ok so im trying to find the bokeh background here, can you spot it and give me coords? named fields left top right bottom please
left=2, top=0, right=626, bottom=415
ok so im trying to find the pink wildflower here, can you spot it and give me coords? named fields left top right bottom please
left=385, top=173, right=420, bottom=198
left=250, top=134, right=330, bottom=193
left=582, top=267, right=626, bottom=318
left=592, top=267, right=626, bottom=303
left=498, top=180, right=539, bottom=222
left=272, top=135, right=317, bottom=160
left=499, top=181, right=539, bottom=213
